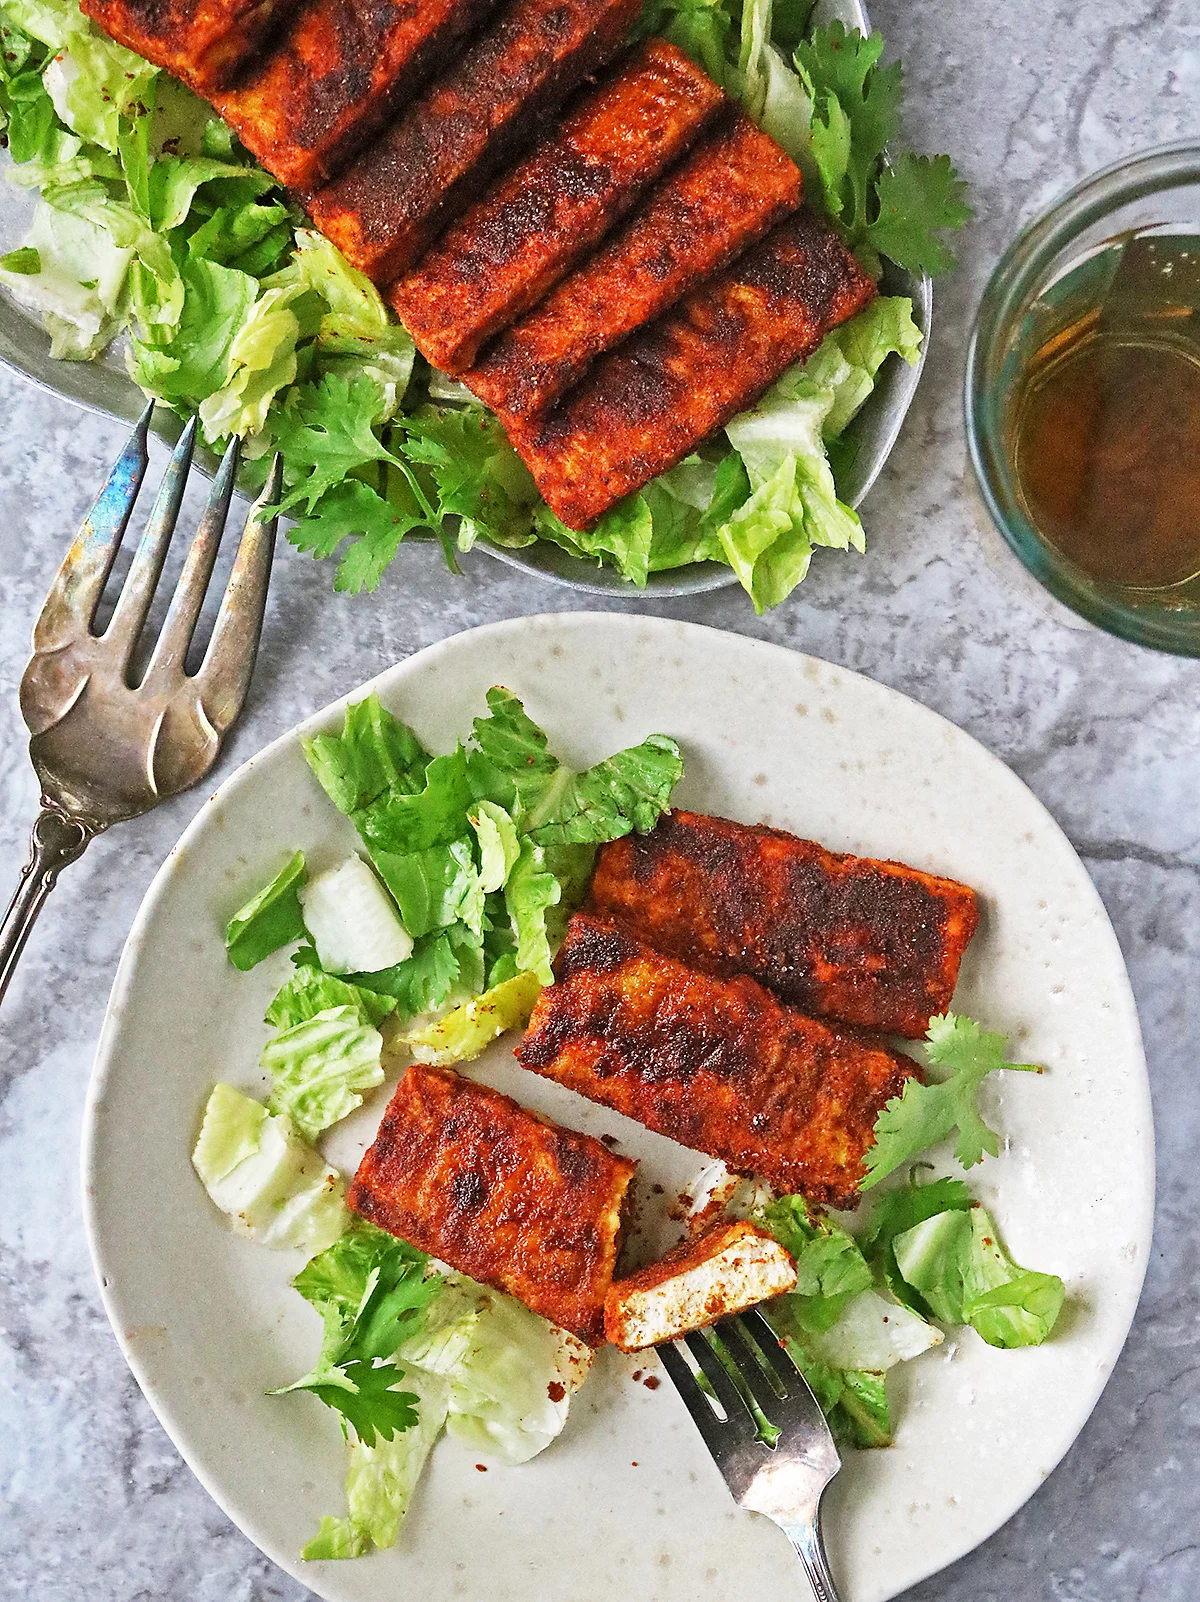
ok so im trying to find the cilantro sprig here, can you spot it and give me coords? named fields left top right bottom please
left=861, top=1014, right=1042, bottom=1190
left=272, top=1223, right=443, bottom=1446
left=796, top=21, right=973, bottom=277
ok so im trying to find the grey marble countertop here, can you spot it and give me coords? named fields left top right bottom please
left=2, top=3, right=1198, bottom=1598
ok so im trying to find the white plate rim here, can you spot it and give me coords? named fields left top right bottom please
left=80, top=612, right=1155, bottom=1601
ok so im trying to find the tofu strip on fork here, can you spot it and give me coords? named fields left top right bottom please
left=305, top=0, right=641, bottom=283
left=506, top=207, right=877, bottom=530
left=466, top=111, right=801, bottom=423
left=390, top=38, right=724, bottom=374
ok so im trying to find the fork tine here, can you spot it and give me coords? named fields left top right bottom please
left=683, top=1330, right=755, bottom=1426
left=140, top=435, right=240, bottom=689
left=102, top=416, right=197, bottom=667
left=31, top=402, right=152, bottom=650
left=657, top=1342, right=742, bottom=1460
left=728, top=1309, right=798, bottom=1395
left=194, top=453, right=281, bottom=733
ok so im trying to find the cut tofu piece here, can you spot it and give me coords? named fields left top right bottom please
left=604, top=1220, right=797, bottom=1351
left=390, top=38, right=724, bottom=374
left=348, top=1063, right=636, bottom=1345
left=212, top=0, right=504, bottom=189
left=466, top=111, right=800, bottom=423
left=81, top=0, right=301, bottom=94
left=516, top=913, right=920, bottom=1208
left=590, top=810, right=980, bottom=1038
left=506, top=206, right=876, bottom=529
left=304, top=0, right=641, bottom=283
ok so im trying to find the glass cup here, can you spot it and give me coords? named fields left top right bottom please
left=965, top=141, right=1200, bottom=654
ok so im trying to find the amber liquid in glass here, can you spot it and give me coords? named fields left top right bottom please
left=1011, top=235, right=1200, bottom=591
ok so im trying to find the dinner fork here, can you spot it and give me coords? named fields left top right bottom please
left=0, top=403, right=281, bottom=1006
left=657, top=1307, right=843, bottom=1602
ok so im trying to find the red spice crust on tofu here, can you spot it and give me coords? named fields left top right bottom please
left=390, top=39, right=724, bottom=374
left=516, top=912, right=921, bottom=1208
left=590, top=810, right=980, bottom=1038
left=604, top=1219, right=797, bottom=1351
left=506, top=206, right=876, bottom=529
left=466, top=110, right=801, bottom=424
left=304, top=0, right=642, bottom=284
left=348, top=1063, right=636, bottom=1345
left=212, top=0, right=503, bottom=189
left=81, top=0, right=301, bottom=93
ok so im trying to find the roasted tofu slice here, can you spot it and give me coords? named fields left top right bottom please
left=81, top=0, right=301, bottom=94
left=305, top=0, right=641, bottom=283
left=212, top=0, right=503, bottom=189
left=466, top=111, right=801, bottom=423
left=506, top=207, right=876, bottom=529
left=348, top=1063, right=635, bottom=1345
left=604, top=1220, right=797, bottom=1351
left=390, top=39, right=723, bottom=374
left=516, top=913, right=920, bottom=1207
left=590, top=811, right=980, bottom=1038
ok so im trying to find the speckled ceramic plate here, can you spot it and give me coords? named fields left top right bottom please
left=0, top=0, right=929, bottom=598
left=83, top=615, right=1153, bottom=1602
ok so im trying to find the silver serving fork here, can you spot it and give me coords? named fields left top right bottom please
left=0, top=403, right=281, bottom=1005
left=657, top=1307, right=844, bottom=1601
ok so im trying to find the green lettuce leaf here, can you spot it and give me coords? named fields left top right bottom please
left=371, top=838, right=484, bottom=941
left=302, top=692, right=430, bottom=817
left=504, top=840, right=561, bottom=985
left=303, top=1366, right=450, bottom=1558
left=265, top=967, right=397, bottom=1029
left=858, top=1172, right=971, bottom=1312
left=261, top=1005, right=385, bottom=1142
left=191, top=1083, right=348, bottom=1253
left=395, top=1274, right=585, bottom=1465
left=404, top=970, right=543, bottom=1066
left=469, top=799, right=520, bottom=893
left=225, top=850, right=307, bottom=971
left=891, top=1205, right=1065, bottom=1348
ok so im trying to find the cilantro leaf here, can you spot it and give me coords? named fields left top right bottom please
left=275, top=373, right=404, bottom=512
left=290, top=1358, right=420, bottom=1447
left=288, top=479, right=423, bottom=594
left=867, top=153, right=973, bottom=277
left=861, top=1014, right=1041, bottom=1190
left=277, top=1222, right=443, bottom=1444
left=794, top=21, right=970, bottom=278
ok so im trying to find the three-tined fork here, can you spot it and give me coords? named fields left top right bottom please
left=0, top=404, right=281, bottom=1004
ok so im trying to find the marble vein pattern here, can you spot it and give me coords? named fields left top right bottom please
left=2, top=1, right=1199, bottom=1598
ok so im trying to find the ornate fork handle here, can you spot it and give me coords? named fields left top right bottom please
left=783, top=1511, right=843, bottom=1602
left=0, top=807, right=95, bottom=1003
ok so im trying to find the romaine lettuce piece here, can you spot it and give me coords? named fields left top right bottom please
left=757, top=1193, right=874, bottom=1330
left=468, top=687, right=684, bottom=843
left=191, top=1083, right=348, bottom=1253
left=0, top=197, right=133, bottom=360
left=504, top=840, right=561, bottom=986
left=299, top=856, right=413, bottom=975
left=302, top=693, right=430, bottom=817
left=225, top=850, right=307, bottom=971
left=261, top=1005, right=385, bottom=1142
left=892, top=1205, right=1065, bottom=1348
left=266, top=967, right=396, bottom=1029
left=396, top=1274, right=589, bottom=1465
left=404, top=970, right=543, bottom=1066
left=302, top=1366, right=450, bottom=1558
left=469, top=799, right=520, bottom=893
left=800, top=1287, right=942, bottom=1371
left=371, top=838, right=483, bottom=941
